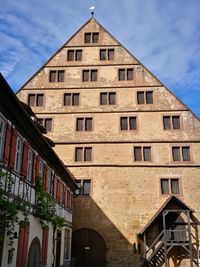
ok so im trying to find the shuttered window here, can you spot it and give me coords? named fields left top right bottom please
left=134, top=146, right=151, bottom=161
left=22, top=142, right=29, bottom=177
left=0, top=117, right=6, bottom=161
left=41, top=228, right=49, bottom=266
left=137, top=91, right=153, bottom=104
left=16, top=223, right=29, bottom=267
left=3, top=124, right=11, bottom=164
left=27, top=149, right=34, bottom=182
left=100, top=92, right=116, bottom=105
left=15, top=136, right=23, bottom=173
left=161, top=178, right=180, bottom=195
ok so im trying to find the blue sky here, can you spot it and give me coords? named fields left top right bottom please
left=1, top=0, right=200, bottom=116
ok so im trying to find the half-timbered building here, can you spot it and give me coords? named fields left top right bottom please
left=0, top=73, right=78, bottom=267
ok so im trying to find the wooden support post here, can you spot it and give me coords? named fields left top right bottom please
left=143, top=233, right=146, bottom=260
left=163, top=211, right=169, bottom=267
left=186, top=210, right=193, bottom=267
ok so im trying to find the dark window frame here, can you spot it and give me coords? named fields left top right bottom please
left=137, top=91, right=153, bottom=104
left=100, top=92, right=116, bottom=105
left=163, top=115, right=181, bottom=130
left=49, top=70, right=65, bottom=82
left=172, top=146, right=191, bottom=162
left=134, top=146, right=152, bottom=161
left=160, top=178, right=180, bottom=195
left=64, top=93, right=80, bottom=106
left=75, top=147, right=93, bottom=162
left=76, top=117, right=93, bottom=131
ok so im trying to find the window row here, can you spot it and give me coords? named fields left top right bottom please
left=28, top=91, right=153, bottom=107
left=74, top=146, right=192, bottom=162
left=74, top=177, right=181, bottom=197
left=48, top=68, right=135, bottom=83
left=67, top=48, right=114, bottom=61
left=37, top=115, right=182, bottom=133
left=0, top=116, right=72, bottom=210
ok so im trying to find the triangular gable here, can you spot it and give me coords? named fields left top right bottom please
left=139, top=195, right=194, bottom=236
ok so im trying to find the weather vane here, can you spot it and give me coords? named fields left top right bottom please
left=89, top=6, right=95, bottom=17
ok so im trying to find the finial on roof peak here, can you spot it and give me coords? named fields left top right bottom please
left=89, top=6, right=95, bottom=18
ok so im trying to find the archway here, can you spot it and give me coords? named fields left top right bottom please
left=72, top=228, right=106, bottom=267
left=27, top=237, right=41, bottom=267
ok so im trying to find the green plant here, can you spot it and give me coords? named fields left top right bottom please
left=35, top=176, right=68, bottom=229
left=0, top=170, right=29, bottom=247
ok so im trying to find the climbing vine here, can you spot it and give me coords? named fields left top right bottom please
left=35, top=176, right=68, bottom=229
left=0, top=170, right=29, bottom=248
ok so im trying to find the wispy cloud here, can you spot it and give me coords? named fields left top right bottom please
left=0, top=0, right=200, bottom=116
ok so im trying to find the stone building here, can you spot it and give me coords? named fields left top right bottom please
left=0, top=74, right=78, bottom=267
left=17, top=17, right=200, bottom=267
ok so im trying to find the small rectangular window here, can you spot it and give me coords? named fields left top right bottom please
left=73, top=93, right=80, bottom=106
left=76, top=50, right=82, bottom=61
left=160, top=178, right=180, bottom=195
left=127, top=69, right=133, bottom=80
left=85, top=33, right=91, bottom=43
left=163, top=116, right=171, bottom=130
left=28, top=94, right=35, bottom=106
left=83, top=70, right=90, bottom=82
left=49, top=70, right=65, bottom=82
left=67, top=50, right=74, bottom=61
left=49, top=71, right=57, bottom=82
left=134, top=146, right=151, bottom=161
left=109, top=92, right=116, bottom=105
left=134, top=147, right=142, bottom=161
left=137, top=91, right=153, bottom=104
left=76, top=118, right=84, bottom=131
left=84, top=147, right=92, bottom=161
left=100, top=49, right=106, bottom=60
left=129, top=117, right=137, bottom=130
left=36, top=94, right=44, bottom=106
left=83, top=180, right=91, bottom=195
left=119, top=69, right=125, bottom=81
left=100, top=93, right=107, bottom=105
left=172, top=116, right=180, bottom=129
left=64, top=93, right=79, bottom=106
left=161, top=179, right=169, bottom=194
left=146, top=91, right=153, bottom=104
left=58, top=71, right=64, bottom=82
left=85, top=118, right=92, bottom=131
left=182, top=147, right=190, bottom=161
left=137, top=92, right=145, bottom=104
left=91, top=70, right=97, bottom=81
left=45, top=119, right=52, bottom=132
left=64, top=94, right=71, bottom=106
left=171, top=179, right=179, bottom=194
left=15, top=137, right=23, bottom=173
left=143, top=147, right=151, bottom=161
left=92, top=33, right=99, bottom=43
left=120, top=117, right=128, bottom=130
left=75, top=148, right=83, bottom=162
left=108, top=49, right=114, bottom=60
left=172, top=147, right=181, bottom=161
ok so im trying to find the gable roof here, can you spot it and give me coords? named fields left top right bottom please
left=16, top=16, right=199, bottom=121
left=138, top=195, right=194, bottom=236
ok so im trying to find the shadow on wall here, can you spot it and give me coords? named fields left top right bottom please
left=71, top=196, right=143, bottom=267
